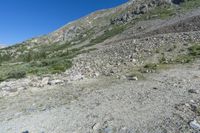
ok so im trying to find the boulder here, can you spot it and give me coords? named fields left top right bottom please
left=48, top=79, right=63, bottom=85
left=41, top=77, right=50, bottom=87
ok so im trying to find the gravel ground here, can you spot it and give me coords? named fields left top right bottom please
left=0, top=61, right=200, bottom=133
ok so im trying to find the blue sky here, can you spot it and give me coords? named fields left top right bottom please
left=0, top=0, right=128, bottom=45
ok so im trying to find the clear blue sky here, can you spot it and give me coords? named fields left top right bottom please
left=0, top=0, right=128, bottom=45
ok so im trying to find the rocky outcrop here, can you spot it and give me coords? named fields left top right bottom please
left=110, top=0, right=172, bottom=25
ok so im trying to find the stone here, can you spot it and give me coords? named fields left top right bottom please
left=71, top=73, right=84, bottom=81
left=18, top=87, right=26, bottom=91
left=153, top=87, right=158, bottom=90
left=188, top=89, right=199, bottom=94
left=103, top=127, right=115, bottom=133
left=119, top=127, right=130, bottom=133
left=41, top=77, right=50, bottom=86
left=171, top=0, right=185, bottom=4
left=1, top=86, right=17, bottom=92
left=92, top=123, right=101, bottom=131
left=22, top=131, right=29, bottom=133
left=189, top=120, right=200, bottom=131
left=126, top=75, right=138, bottom=81
left=48, top=79, right=63, bottom=85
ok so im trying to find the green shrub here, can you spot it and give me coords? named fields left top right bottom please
left=90, top=26, right=125, bottom=44
left=196, top=106, right=200, bottom=116
left=19, top=50, right=47, bottom=62
left=159, top=53, right=168, bottom=64
left=140, top=63, right=158, bottom=73
left=49, top=60, right=72, bottom=74
left=8, top=70, right=26, bottom=79
left=0, top=53, right=12, bottom=63
left=188, top=45, right=200, bottom=57
left=144, top=63, right=158, bottom=70
left=180, top=0, right=200, bottom=11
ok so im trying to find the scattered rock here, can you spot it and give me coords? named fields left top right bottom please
left=189, top=120, right=200, bottom=131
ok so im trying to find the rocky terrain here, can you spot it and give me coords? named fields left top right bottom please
left=1, top=0, right=200, bottom=132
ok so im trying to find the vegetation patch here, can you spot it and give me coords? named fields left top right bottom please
left=188, top=44, right=200, bottom=57
left=179, top=0, right=200, bottom=12
left=172, top=44, right=200, bottom=64
left=147, top=5, right=176, bottom=19
left=90, top=25, right=126, bottom=44
left=196, top=106, right=200, bottom=116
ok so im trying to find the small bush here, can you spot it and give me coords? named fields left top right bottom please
left=8, top=70, right=26, bottom=79
left=0, top=53, right=12, bottom=63
left=196, top=106, right=200, bottom=116
left=140, top=63, right=158, bottom=73
left=49, top=60, right=72, bottom=73
left=90, top=26, right=125, bottom=44
left=144, top=63, right=158, bottom=70
left=188, top=45, right=200, bottom=57
left=159, top=53, right=168, bottom=64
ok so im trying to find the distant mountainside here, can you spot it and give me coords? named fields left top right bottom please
left=19, top=0, right=185, bottom=47
left=0, top=45, right=5, bottom=49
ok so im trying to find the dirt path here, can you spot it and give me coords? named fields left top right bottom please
left=0, top=61, right=200, bottom=133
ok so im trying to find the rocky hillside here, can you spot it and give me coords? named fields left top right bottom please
left=0, top=0, right=199, bottom=81
left=1, top=0, right=200, bottom=132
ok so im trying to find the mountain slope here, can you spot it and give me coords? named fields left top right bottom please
left=0, top=0, right=200, bottom=81
left=1, top=0, right=200, bottom=132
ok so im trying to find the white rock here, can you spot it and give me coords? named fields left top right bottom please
left=48, top=79, right=63, bottom=85
left=18, top=87, right=26, bottom=91
left=92, top=123, right=101, bottom=131
left=41, top=77, right=50, bottom=86
left=189, top=120, right=200, bottom=131
left=71, top=73, right=84, bottom=81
